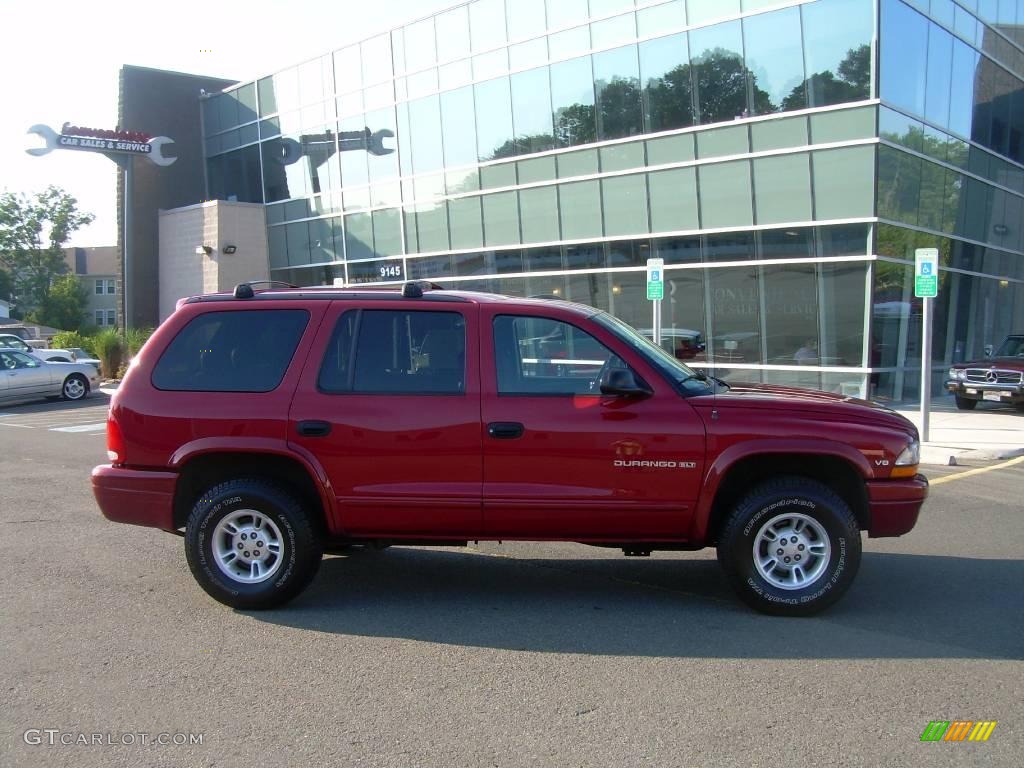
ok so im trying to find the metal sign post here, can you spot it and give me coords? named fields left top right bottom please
left=646, top=258, right=664, bottom=346
left=914, top=248, right=939, bottom=443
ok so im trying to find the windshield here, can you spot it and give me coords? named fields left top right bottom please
left=592, top=312, right=720, bottom=394
left=994, top=336, right=1024, bottom=357
left=0, top=336, right=30, bottom=352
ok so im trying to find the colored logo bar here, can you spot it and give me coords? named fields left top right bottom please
left=920, top=721, right=997, bottom=742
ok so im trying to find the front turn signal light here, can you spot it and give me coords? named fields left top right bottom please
left=891, top=440, right=920, bottom=477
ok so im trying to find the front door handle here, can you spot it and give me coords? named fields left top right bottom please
left=297, top=420, right=332, bottom=437
left=487, top=421, right=524, bottom=439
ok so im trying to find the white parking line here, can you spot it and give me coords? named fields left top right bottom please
left=0, top=422, right=33, bottom=428
left=50, top=423, right=107, bottom=433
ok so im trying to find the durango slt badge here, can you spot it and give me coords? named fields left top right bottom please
left=614, top=459, right=697, bottom=468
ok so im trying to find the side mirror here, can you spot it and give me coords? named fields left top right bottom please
left=984, top=344, right=995, bottom=358
left=600, top=368, right=652, bottom=398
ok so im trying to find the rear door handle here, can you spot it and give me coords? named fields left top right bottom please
left=297, top=420, right=332, bottom=437
left=487, top=421, right=524, bottom=439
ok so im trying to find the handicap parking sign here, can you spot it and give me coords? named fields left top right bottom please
left=920, top=263, right=932, bottom=276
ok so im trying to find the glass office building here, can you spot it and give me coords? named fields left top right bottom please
left=201, top=0, right=1024, bottom=402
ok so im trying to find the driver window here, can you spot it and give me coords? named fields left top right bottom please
left=0, top=352, right=16, bottom=370
left=10, top=352, right=38, bottom=368
left=493, top=315, right=626, bottom=395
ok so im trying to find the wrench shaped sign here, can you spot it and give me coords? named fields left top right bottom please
left=26, top=123, right=177, bottom=167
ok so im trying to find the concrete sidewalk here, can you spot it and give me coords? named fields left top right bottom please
left=893, top=394, right=1024, bottom=465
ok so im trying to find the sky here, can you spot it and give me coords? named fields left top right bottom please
left=0, top=0, right=455, bottom=247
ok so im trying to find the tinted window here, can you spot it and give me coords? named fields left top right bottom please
left=319, top=310, right=466, bottom=394
left=493, top=315, right=622, bottom=395
left=152, top=310, right=309, bottom=392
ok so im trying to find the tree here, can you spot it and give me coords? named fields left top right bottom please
left=28, top=274, right=89, bottom=331
left=782, top=44, right=871, bottom=111
left=0, top=187, right=94, bottom=320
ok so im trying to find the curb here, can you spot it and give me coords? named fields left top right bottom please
left=921, top=445, right=1024, bottom=466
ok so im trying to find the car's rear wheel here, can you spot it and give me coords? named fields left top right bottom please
left=955, top=395, right=978, bottom=410
left=185, top=479, right=322, bottom=610
left=717, top=477, right=861, bottom=616
left=61, top=374, right=88, bottom=401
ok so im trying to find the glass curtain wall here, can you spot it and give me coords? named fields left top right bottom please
left=201, top=0, right=882, bottom=396
left=875, top=0, right=1024, bottom=401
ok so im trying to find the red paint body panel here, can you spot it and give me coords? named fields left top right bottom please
left=288, top=301, right=483, bottom=536
left=92, top=464, right=176, bottom=530
left=478, top=303, right=705, bottom=537
left=865, top=475, right=929, bottom=537
left=94, top=288, right=927, bottom=545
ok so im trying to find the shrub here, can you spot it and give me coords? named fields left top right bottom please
left=124, top=327, right=154, bottom=356
left=92, top=329, right=125, bottom=378
left=51, top=330, right=95, bottom=356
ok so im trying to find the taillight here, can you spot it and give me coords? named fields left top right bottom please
left=106, top=412, right=125, bottom=465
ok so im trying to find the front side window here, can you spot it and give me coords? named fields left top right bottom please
left=152, top=309, right=309, bottom=392
left=318, top=309, right=466, bottom=395
left=1, top=350, right=39, bottom=369
left=493, top=315, right=625, bottom=396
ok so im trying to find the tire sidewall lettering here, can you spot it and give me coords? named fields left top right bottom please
left=198, top=493, right=290, bottom=596
left=742, top=498, right=845, bottom=606
left=742, top=498, right=816, bottom=537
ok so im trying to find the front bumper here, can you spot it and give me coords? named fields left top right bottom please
left=92, top=464, right=178, bottom=530
left=946, top=379, right=1023, bottom=403
left=865, top=474, right=928, bottom=538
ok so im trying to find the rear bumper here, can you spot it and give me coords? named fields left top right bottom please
left=865, top=474, right=928, bottom=538
left=92, top=464, right=178, bottom=530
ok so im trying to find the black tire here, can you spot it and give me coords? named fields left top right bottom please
left=1014, top=402, right=1024, bottom=412
left=185, top=479, right=322, bottom=610
left=955, top=395, right=978, bottom=410
left=61, top=373, right=89, bottom=401
left=716, top=477, right=861, bottom=616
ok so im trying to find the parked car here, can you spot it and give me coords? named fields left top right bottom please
left=0, top=348, right=100, bottom=403
left=946, top=334, right=1024, bottom=411
left=65, top=347, right=102, bottom=372
left=639, top=328, right=706, bottom=361
left=93, top=282, right=926, bottom=616
left=0, top=334, right=76, bottom=363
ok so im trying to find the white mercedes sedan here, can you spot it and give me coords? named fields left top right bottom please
left=0, top=348, right=101, bottom=404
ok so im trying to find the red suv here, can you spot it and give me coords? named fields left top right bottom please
left=93, top=282, right=927, bottom=615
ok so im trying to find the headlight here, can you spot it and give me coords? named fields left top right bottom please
left=891, top=440, right=920, bottom=477
left=895, top=440, right=920, bottom=465
left=948, top=368, right=965, bottom=380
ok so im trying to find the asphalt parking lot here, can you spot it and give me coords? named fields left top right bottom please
left=1, top=394, right=1021, bottom=767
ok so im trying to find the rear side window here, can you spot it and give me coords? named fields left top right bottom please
left=152, top=309, right=309, bottom=392
left=319, top=309, right=466, bottom=394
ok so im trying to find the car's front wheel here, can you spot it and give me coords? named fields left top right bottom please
left=185, top=479, right=322, bottom=609
left=717, top=477, right=861, bottom=616
left=955, top=395, right=978, bottom=410
left=61, top=374, right=89, bottom=401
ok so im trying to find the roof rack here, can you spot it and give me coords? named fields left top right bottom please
left=401, top=280, right=444, bottom=298
left=232, top=280, right=298, bottom=298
